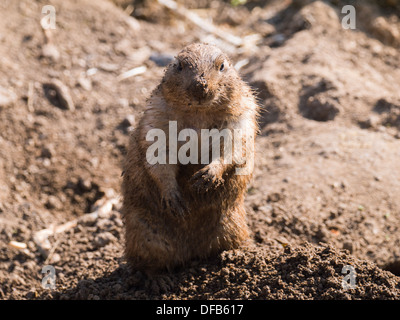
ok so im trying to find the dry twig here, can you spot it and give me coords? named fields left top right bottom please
left=157, top=0, right=244, bottom=47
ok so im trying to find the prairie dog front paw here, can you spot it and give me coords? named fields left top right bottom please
left=161, top=189, right=189, bottom=217
left=190, top=164, right=225, bottom=193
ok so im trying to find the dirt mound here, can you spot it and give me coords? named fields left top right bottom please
left=46, top=240, right=400, bottom=300
left=1, top=0, right=400, bottom=300
left=16, top=207, right=400, bottom=300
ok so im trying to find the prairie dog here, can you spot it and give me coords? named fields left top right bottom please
left=122, top=43, right=259, bottom=273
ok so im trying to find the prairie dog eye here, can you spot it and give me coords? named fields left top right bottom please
left=214, top=55, right=226, bottom=72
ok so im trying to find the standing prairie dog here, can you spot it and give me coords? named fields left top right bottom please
left=122, top=43, right=259, bottom=273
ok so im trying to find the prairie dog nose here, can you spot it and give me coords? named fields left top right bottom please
left=190, top=75, right=209, bottom=100
left=195, top=73, right=208, bottom=88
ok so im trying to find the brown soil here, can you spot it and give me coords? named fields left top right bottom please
left=1, top=0, right=400, bottom=300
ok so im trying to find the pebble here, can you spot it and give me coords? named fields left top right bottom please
left=150, top=53, right=174, bottom=67
left=114, top=39, right=133, bottom=56
left=269, top=34, right=286, bottom=47
left=0, top=86, right=17, bottom=108
left=267, top=192, right=281, bottom=202
left=43, top=79, right=75, bottom=111
left=45, top=195, right=62, bottom=210
left=49, top=253, right=61, bottom=264
left=40, top=146, right=53, bottom=159
left=96, top=218, right=114, bottom=231
left=77, top=76, right=92, bottom=91
left=78, top=178, right=92, bottom=192
left=93, top=232, right=116, bottom=248
left=117, top=98, right=129, bottom=109
left=359, top=115, right=380, bottom=129
left=113, top=217, right=123, bottom=228
left=119, top=114, right=135, bottom=128
left=41, top=43, right=60, bottom=62
left=342, top=242, right=353, bottom=253
left=99, top=62, right=119, bottom=72
left=78, top=213, right=98, bottom=226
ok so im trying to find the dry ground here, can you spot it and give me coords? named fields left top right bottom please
left=1, top=0, right=400, bottom=299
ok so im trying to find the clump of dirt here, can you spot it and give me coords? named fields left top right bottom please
left=27, top=209, right=400, bottom=300
left=1, top=0, right=400, bottom=300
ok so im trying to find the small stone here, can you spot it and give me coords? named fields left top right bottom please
left=93, top=232, right=116, bottom=248
left=45, top=195, right=62, bottom=210
left=78, top=178, right=92, bottom=192
left=358, top=115, right=380, bottom=129
left=0, top=86, right=17, bottom=108
left=267, top=192, right=281, bottom=202
left=40, top=146, right=53, bottom=159
left=96, top=218, right=114, bottom=231
left=150, top=53, right=174, bottom=67
left=41, top=158, right=50, bottom=167
left=117, top=98, right=129, bottom=108
left=269, top=34, right=286, bottom=47
left=118, top=114, right=136, bottom=133
left=113, top=217, right=123, bottom=228
left=114, top=39, right=133, bottom=56
left=41, top=43, right=60, bottom=62
left=43, top=79, right=75, bottom=111
left=343, top=241, right=353, bottom=253
left=77, top=76, right=92, bottom=91
left=99, top=62, right=119, bottom=72
left=78, top=213, right=98, bottom=226
left=49, top=253, right=61, bottom=264
left=120, top=114, right=135, bottom=128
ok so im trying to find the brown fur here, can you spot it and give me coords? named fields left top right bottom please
left=121, top=43, right=259, bottom=274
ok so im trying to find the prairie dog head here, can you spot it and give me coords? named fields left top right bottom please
left=161, top=43, right=239, bottom=110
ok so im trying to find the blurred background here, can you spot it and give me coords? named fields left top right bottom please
left=1, top=0, right=400, bottom=299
